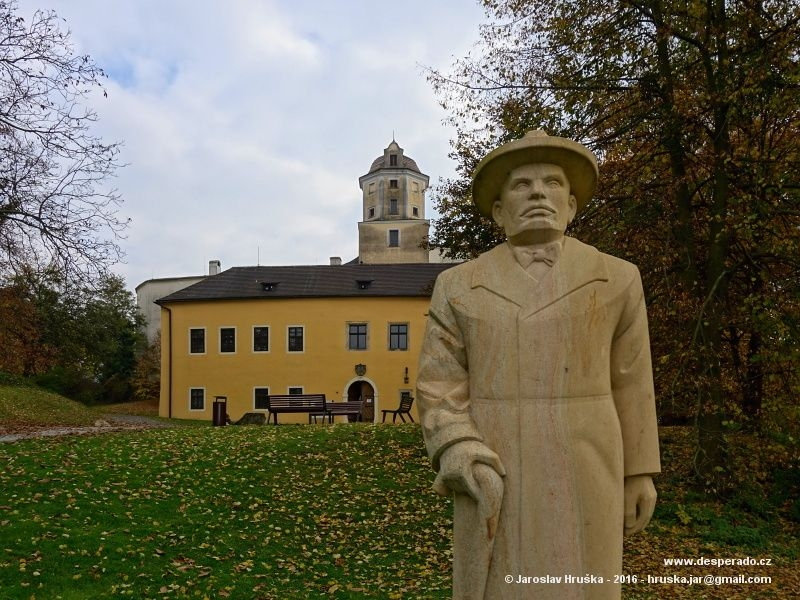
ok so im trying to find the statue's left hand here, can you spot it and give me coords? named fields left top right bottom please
left=623, top=474, right=656, bottom=536
left=433, top=440, right=505, bottom=501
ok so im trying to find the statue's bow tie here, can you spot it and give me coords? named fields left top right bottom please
left=520, top=243, right=561, bottom=267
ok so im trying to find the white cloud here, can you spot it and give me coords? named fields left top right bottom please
left=13, top=0, right=485, bottom=288
left=234, top=3, right=321, bottom=68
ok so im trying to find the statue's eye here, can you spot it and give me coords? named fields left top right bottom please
left=513, top=181, right=529, bottom=191
left=546, top=178, right=562, bottom=188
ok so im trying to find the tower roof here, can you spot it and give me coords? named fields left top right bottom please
left=367, top=154, right=421, bottom=174
left=366, top=139, right=422, bottom=174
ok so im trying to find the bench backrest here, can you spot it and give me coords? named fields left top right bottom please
left=331, top=400, right=364, bottom=408
left=266, top=394, right=326, bottom=409
left=399, top=394, right=414, bottom=411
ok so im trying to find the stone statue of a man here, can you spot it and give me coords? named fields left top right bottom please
left=417, top=131, right=661, bottom=600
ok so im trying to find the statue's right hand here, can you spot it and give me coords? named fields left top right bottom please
left=432, top=440, right=505, bottom=501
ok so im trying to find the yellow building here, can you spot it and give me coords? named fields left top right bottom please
left=156, top=140, right=456, bottom=423
left=157, top=263, right=452, bottom=422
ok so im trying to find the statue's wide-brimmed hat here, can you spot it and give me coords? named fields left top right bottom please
left=471, top=130, right=599, bottom=218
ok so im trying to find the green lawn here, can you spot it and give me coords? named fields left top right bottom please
left=0, top=422, right=797, bottom=599
left=0, top=424, right=453, bottom=599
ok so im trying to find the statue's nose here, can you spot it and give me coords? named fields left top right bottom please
left=528, top=180, right=546, bottom=198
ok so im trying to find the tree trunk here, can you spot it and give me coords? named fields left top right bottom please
left=695, top=411, right=725, bottom=485
left=694, top=0, right=733, bottom=482
left=742, top=330, right=764, bottom=422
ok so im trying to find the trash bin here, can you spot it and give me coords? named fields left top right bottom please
left=212, top=396, right=227, bottom=426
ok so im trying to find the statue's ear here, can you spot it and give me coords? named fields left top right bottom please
left=567, top=195, right=578, bottom=224
left=491, top=200, right=504, bottom=227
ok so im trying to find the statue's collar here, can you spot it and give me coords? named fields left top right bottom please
left=471, top=237, right=609, bottom=314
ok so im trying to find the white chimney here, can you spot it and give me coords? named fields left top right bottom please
left=330, top=257, right=342, bottom=266
left=209, top=259, right=221, bottom=275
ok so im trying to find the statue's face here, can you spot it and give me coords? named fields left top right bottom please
left=493, top=163, right=577, bottom=243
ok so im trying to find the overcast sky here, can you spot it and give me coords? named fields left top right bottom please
left=15, top=0, right=486, bottom=290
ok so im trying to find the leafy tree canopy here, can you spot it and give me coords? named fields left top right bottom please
left=427, top=0, right=800, bottom=480
left=0, top=270, right=145, bottom=404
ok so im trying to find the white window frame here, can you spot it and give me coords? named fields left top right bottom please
left=219, top=326, right=237, bottom=354
left=252, top=325, right=270, bottom=353
left=188, top=327, right=206, bottom=355
left=347, top=322, right=368, bottom=351
left=287, top=325, right=305, bottom=353
left=388, top=322, right=409, bottom=351
left=189, top=387, right=205, bottom=411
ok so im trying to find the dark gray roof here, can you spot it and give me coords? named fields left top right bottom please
left=368, top=154, right=421, bottom=174
left=156, top=263, right=457, bottom=304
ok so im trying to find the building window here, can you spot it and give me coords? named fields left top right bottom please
left=389, top=323, right=409, bottom=351
left=288, top=387, right=304, bottom=395
left=388, top=229, right=399, bottom=247
left=412, top=206, right=419, bottom=217
left=254, top=387, right=270, bottom=410
left=220, top=327, right=236, bottom=353
left=253, top=326, right=269, bottom=352
left=288, top=326, right=304, bottom=352
left=368, top=206, right=375, bottom=219
left=189, top=388, right=205, bottom=411
left=390, top=154, right=398, bottom=166
left=189, top=328, right=205, bottom=354
left=389, top=198, right=398, bottom=215
left=389, top=179, right=398, bottom=189
left=348, top=323, right=367, bottom=350
left=368, top=182, right=375, bottom=195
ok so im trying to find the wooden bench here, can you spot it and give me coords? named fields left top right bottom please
left=265, top=394, right=327, bottom=424
left=316, top=400, right=367, bottom=423
left=381, top=393, right=415, bottom=423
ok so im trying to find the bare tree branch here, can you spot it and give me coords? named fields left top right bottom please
left=0, top=1, right=126, bottom=284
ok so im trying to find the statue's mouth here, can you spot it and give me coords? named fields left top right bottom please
left=522, top=205, right=555, bottom=217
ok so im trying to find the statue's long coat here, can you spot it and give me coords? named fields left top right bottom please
left=417, top=238, right=661, bottom=600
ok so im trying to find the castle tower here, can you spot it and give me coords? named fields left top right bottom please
left=357, top=139, right=430, bottom=264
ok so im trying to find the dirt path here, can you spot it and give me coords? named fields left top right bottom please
left=0, top=414, right=173, bottom=443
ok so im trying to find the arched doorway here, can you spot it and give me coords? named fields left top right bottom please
left=346, top=379, right=375, bottom=422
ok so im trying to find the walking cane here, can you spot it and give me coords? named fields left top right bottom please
left=454, top=464, right=504, bottom=600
